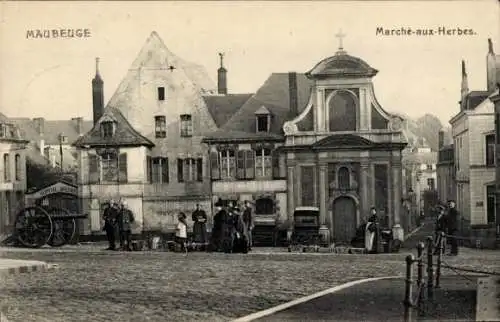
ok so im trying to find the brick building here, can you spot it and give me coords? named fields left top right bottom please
left=74, top=32, right=251, bottom=235
left=448, top=38, right=500, bottom=248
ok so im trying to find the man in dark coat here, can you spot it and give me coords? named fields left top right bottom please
left=232, top=206, right=249, bottom=254
left=242, top=201, right=254, bottom=251
left=222, top=202, right=236, bottom=253
left=447, top=200, right=459, bottom=256
left=211, top=201, right=226, bottom=252
left=103, top=200, right=118, bottom=250
left=434, top=205, right=448, bottom=255
left=117, top=200, right=135, bottom=251
left=192, top=204, right=208, bottom=247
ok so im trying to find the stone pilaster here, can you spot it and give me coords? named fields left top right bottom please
left=319, top=164, right=328, bottom=225
left=287, top=166, right=295, bottom=224
left=392, top=160, right=404, bottom=241
left=318, top=164, right=330, bottom=243
left=360, top=159, right=371, bottom=218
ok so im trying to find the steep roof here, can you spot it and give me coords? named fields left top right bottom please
left=107, top=31, right=216, bottom=112
left=202, top=94, right=253, bottom=127
left=205, top=73, right=313, bottom=141
left=73, top=107, right=154, bottom=148
left=12, top=118, right=93, bottom=145
left=462, top=91, right=491, bottom=110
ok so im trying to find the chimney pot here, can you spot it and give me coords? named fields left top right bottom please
left=217, top=53, right=228, bottom=95
left=72, top=117, right=84, bottom=135
left=33, top=117, right=45, bottom=135
left=438, top=130, right=444, bottom=149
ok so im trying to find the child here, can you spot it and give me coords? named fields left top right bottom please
left=175, top=212, right=188, bottom=253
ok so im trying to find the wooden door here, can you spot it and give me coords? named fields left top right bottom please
left=332, top=196, right=357, bottom=243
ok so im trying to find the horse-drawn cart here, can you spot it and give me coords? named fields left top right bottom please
left=14, top=206, right=87, bottom=248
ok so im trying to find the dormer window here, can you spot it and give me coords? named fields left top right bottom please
left=255, top=106, right=271, bottom=133
left=100, top=121, right=114, bottom=138
left=59, top=135, right=68, bottom=144
left=158, top=87, right=166, bottom=101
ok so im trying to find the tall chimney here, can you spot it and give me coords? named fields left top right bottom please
left=72, top=117, right=83, bottom=135
left=92, top=57, right=104, bottom=125
left=217, top=53, right=227, bottom=95
left=460, top=60, right=469, bottom=110
left=33, top=117, right=45, bottom=135
left=288, top=72, right=298, bottom=119
left=491, top=88, right=500, bottom=235
left=487, top=38, right=497, bottom=93
left=438, top=130, right=445, bottom=149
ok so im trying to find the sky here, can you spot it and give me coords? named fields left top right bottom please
left=0, top=1, right=499, bottom=126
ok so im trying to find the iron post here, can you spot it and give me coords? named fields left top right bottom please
left=426, top=236, right=434, bottom=300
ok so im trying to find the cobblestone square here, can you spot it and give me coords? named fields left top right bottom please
left=1, top=247, right=499, bottom=321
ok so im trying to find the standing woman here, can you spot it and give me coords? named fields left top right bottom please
left=365, top=207, right=379, bottom=254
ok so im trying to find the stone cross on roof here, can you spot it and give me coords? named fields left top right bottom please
left=335, top=29, right=346, bottom=51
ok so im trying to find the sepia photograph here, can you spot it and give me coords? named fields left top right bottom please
left=0, top=1, right=499, bottom=321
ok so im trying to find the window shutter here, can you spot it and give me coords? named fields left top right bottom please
left=162, top=158, right=169, bottom=183
left=210, top=152, right=220, bottom=180
left=146, top=156, right=152, bottom=183
left=196, top=158, right=203, bottom=182
left=88, top=154, right=99, bottom=184
left=245, top=150, right=255, bottom=179
left=177, top=158, right=184, bottom=182
left=118, top=153, right=127, bottom=183
left=236, top=150, right=245, bottom=179
left=272, top=149, right=280, bottom=179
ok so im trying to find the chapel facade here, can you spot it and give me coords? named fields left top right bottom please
left=281, top=43, right=407, bottom=243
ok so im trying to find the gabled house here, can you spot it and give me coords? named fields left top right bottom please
left=74, top=32, right=251, bottom=235
left=0, top=113, right=29, bottom=236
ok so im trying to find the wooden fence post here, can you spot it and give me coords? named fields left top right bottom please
left=426, top=236, right=434, bottom=300
left=435, top=231, right=445, bottom=288
left=404, top=254, right=415, bottom=322
left=416, top=242, right=425, bottom=315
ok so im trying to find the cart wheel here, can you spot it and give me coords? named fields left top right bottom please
left=47, top=208, right=76, bottom=247
left=15, top=206, right=53, bottom=248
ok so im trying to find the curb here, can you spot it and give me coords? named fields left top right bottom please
left=0, top=262, right=58, bottom=277
left=232, top=276, right=400, bottom=322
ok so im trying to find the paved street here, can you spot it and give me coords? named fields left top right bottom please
left=0, top=246, right=499, bottom=322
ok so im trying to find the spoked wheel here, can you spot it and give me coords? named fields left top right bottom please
left=47, top=208, right=76, bottom=247
left=15, top=206, right=53, bottom=248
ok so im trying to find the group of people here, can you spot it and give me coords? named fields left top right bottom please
left=102, top=199, right=136, bottom=251
left=434, top=200, right=460, bottom=256
left=173, top=201, right=254, bottom=254
left=211, top=200, right=254, bottom=253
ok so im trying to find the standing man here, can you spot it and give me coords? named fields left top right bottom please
left=117, top=200, right=135, bottom=251
left=434, top=205, right=448, bottom=255
left=192, top=204, right=208, bottom=249
left=365, top=207, right=379, bottom=254
left=102, top=200, right=118, bottom=250
left=211, top=201, right=225, bottom=252
left=447, top=200, right=459, bottom=256
left=242, top=201, right=254, bottom=251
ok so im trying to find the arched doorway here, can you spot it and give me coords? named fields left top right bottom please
left=332, top=196, right=357, bottom=243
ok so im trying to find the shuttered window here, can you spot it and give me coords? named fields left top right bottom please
left=152, top=157, right=169, bottom=183
left=196, top=158, right=203, bottom=182
left=236, top=150, right=255, bottom=180
left=146, top=156, right=152, bottom=183
left=220, top=150, right=236, bottom=179
left=177, top=159, right=184, bottom=182
left=255, top=148, right=272, bottom=179
left=118, top=153, right=127, bottom=183
left=210, top=152, right=220, bottom=180
left=88, top=154, right=100, bottom=184
left=3, top=154, right=10, bottom=182
left=271, top=149, right=280, bottom=179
